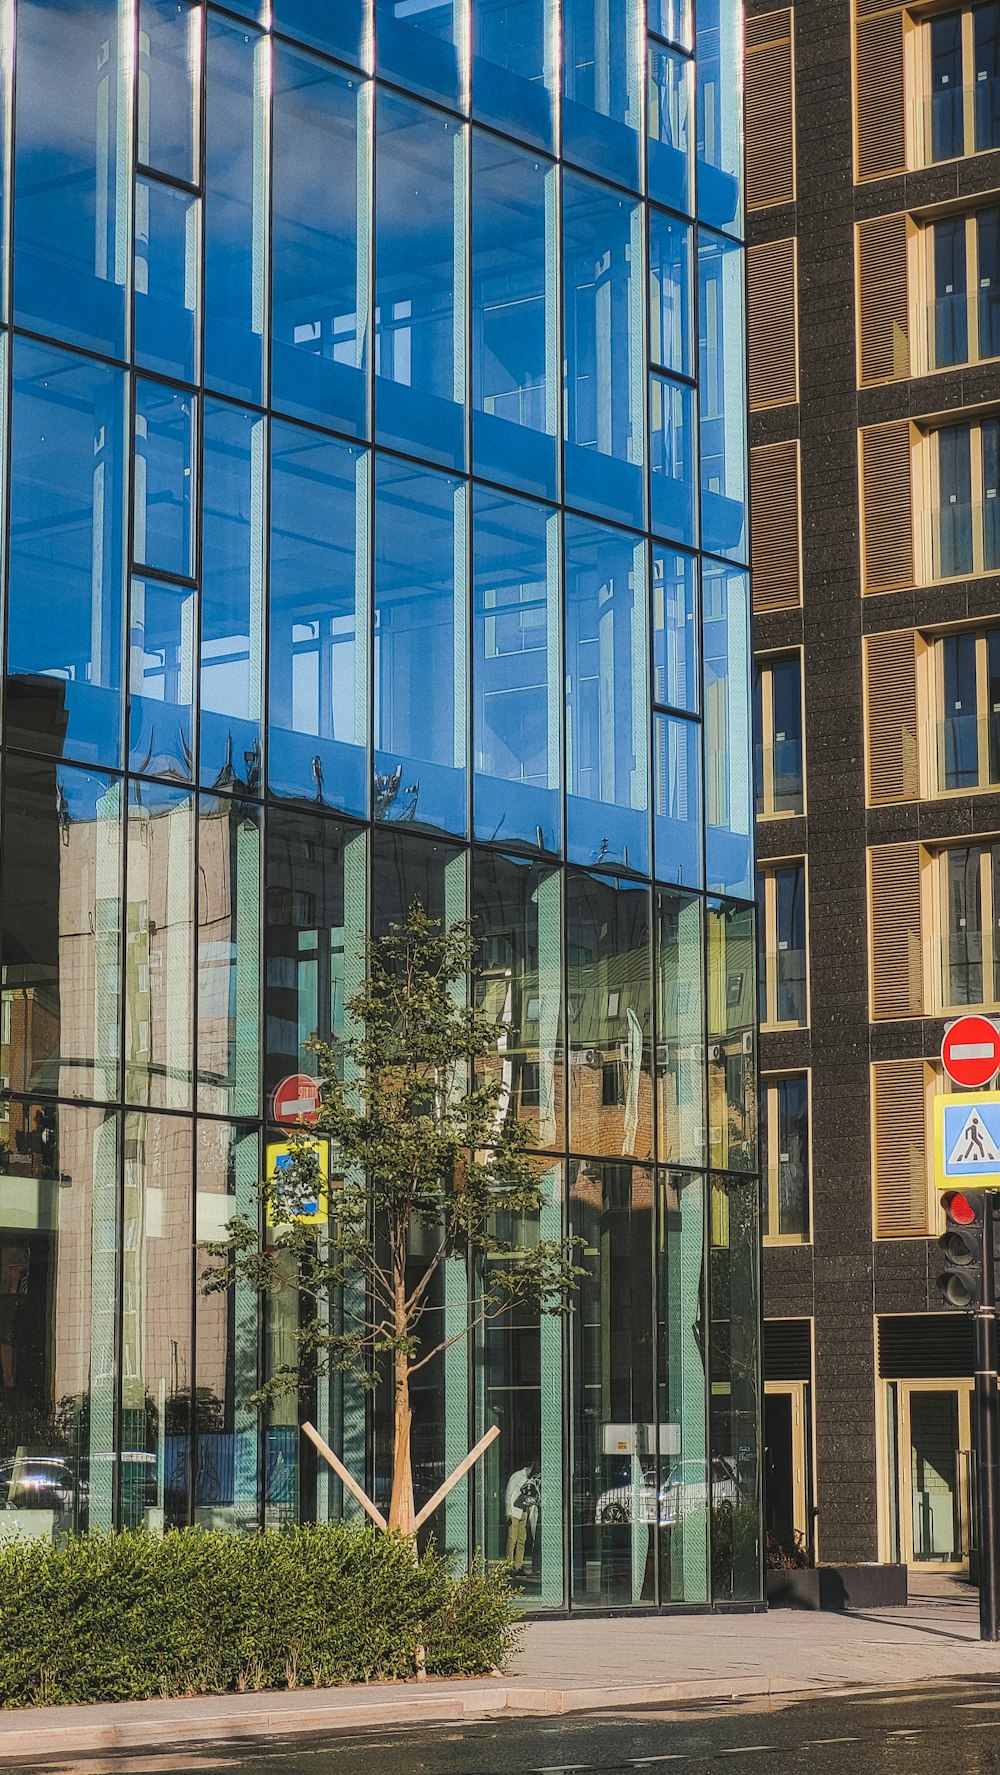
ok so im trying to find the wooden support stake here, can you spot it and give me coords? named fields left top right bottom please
left=412, top=1423, right=501, bottom=1532
left=302, top=1420, right=388, bottom=1532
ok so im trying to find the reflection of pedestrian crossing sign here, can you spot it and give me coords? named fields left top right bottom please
left=265, top=1141, right=329, bottom=1225
left=934, top=1092, right=1000, bottom=1190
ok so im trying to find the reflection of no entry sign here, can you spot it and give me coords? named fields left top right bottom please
left=941, top=1016, right=1000, bottom=1089
left=271, top=1073, right=322, bottom=1125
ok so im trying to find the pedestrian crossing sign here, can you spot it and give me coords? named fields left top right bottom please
left=934, top=1091, right=1000, bottom=1190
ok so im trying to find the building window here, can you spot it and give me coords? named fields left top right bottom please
left=930, top=418, right=1000, bottom=580
left=754, top=653, right=803, bottom=818
left=761, top=1075, right=810, bottom=1244
left=940, top=842, right=1000, bottom=1009
left=927, top=206, right=1000, bottom=369
left=935, top=627, right=1000, bottom=790
left=925, top=3, right=1000, bottom=164
left=757, top=860, right=807, bottom=1029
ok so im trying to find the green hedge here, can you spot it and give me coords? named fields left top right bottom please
left=0, top=1524, right=521, bottom=1707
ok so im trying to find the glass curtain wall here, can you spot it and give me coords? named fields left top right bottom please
left=0, top=0, right=757, bottom=1607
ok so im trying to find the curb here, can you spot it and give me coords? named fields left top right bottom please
left=0, top=1675, right=828, bottom=1762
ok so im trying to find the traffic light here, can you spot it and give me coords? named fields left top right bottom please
left=937, top=1190, right=986, bottom=1309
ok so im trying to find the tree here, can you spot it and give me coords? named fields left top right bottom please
left=203, top=902, right=585, bottom=1537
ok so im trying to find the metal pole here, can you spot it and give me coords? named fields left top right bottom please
left=975, top=1192, right=1000, bottom=1641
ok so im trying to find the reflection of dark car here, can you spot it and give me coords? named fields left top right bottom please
left=0, top=1454, right=78, bottom=1512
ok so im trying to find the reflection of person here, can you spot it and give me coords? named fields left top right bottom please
left=504, top=1460, right=540, bottom=1572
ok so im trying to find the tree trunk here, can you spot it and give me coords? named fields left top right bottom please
left=387, top=1266, right=415, bottom=1536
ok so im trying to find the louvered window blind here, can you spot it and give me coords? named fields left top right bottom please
left=869, top=841, right=924, bottom=1018
left=745, top=10, right=795, bottom=210
left=748, top=239, right=798, bottom=409
left=861, top=421, right=914, bottom=592
left=857, top=212, right=910, bottom=384
left=750, top=440, right=802, bottom=613
left=872, top=1061, right=930, bottom=1238
left=855, top=7, right=907, bottom=183
left=865, top=629, right=919, bottom=803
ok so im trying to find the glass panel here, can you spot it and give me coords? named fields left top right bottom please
left=648, top=45, right=693, bottom=215
left=7, top=340, right=126, bottom=768
left=933, top=216, right=969, bottom=369
left=135, top=178, right=200, bottom=385
left=566, top=871, right=652, bottom=1161
left=125, top=782, right=194, bottom=1111
left=128, top=576, right=196, bottom=778
left=134, top=379, right=196, bottom=581
left=650, top=374, right=696, bottom=547
left=708, top=1174, right=761, bottom=1602
left=374, top=457, right=466, bottom=837
left=139, top=0, right=200, bottom=182
left=471, top=131, right=558, bottom=501
left=909, top=1390, right=961, bottom=1561
left=1, top=759, right=122, bottom=1103
left=13, top=0, right=128, bottom=357
left=708, top=898, right=757, bottom=1169
left=775, top=1076, right=809, bottom=1240
left=977, top=208, right=1000, bottom=361
left=561, top=0, right=641, bottom=190
left=649, top=209, right=693, bottom=379
left=274, top=0, right=369, bottom=70
left=654, top=712, right=702, bottom=888
left=767, top=863, right=806, bottom=1027
left=945, top=846, right=983, bottom=1006
left=656, top=890, right=705, bottom=1167
left=473, top=850, right=565, bottom=1149
left=375, top=91, right=465, bottom=470
left=0, top=1103, right=118, bottom=1539
left=268, top=421, right=366, bottom=815
left=769, top=655, right=803, bottom=813
left=374, top=0, right=466, bottom=113
left=264, top=807, right=366, bottom=1103
left=941, top=631, right=979, bottom=790
left=472, top=0, right=555, bottom=151
left=653, top=547, right=699, bottom=714
left=195, top=1121, right=262, bottom=1531
left=478, top=1161, right=565, bottom=1607
left=472, top=486, right=561, bottom=854
left=570, top=1160, right=656, bottom=1607
left=121, top=1113, right=193, bottom=1532
left=658, top=1170, right=708, bottom=1602
left=563, top=173, right=644, bottom=529
left=930, top=13, right=965, bottom=162
left=649, top=0, right=692, bottom=51
left=565, top=515, right=649, bottom=875
left=272, top=44, right=368, bottom=439
left=696, top=0, right=741, bottom=233
left=975, top=2, right=1000, bottom=153
left=703, top=562, right=752, bottom=900
left=937, top=424, right=974, bottom=579
left=200, top=400, right=266, bottom=790
left=197, top=795, right=262, bottom=1118
left=988, top=630, right=1000, bottom=784
left=982, top=418, right=1000, bottom=571
left=205, top=15, right=268, bottom=404
left=698, top=229, right=747, bottom=562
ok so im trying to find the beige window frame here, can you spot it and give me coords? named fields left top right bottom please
left=915, top=204, right=1000, bottom=373
left=933, top=838, right=1000, bottom=1012
left=918, top=418, right=1000, bottom=584
left=758, top=857, right=809, bottom=1030
left=756, top=652, right=805, bottom=820
left=931, top=624, right=1000, bottom=793
left=915, top=4, right=998, bottom=167
left=761, top=1071, right=811, bottom=1246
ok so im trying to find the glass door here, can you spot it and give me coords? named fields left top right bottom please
left=898, top=1383, right=973, bottom=1568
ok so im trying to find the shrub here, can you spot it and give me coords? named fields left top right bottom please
left=0, top=1524, right=522, bottom=1708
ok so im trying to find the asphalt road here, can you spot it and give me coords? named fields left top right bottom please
left=13, top=1680, right=1000, bottom=1775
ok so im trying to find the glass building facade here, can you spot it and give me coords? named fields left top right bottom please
left=0, top=0, right=759, bottom=1608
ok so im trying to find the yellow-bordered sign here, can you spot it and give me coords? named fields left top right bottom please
left=265, top=1139, right=329, bottom=1224
left=933, top=1091, right=1000, bottom=1191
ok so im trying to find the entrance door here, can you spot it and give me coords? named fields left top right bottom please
left=764, top=1382, right=810, bottom=1557
left=898, top=1383, right=973, bottom=1568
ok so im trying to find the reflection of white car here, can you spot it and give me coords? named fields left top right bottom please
left=594, top=1458, right=739, bottom=1527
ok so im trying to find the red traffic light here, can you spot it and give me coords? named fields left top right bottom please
left=942, top=1190, right=980, bottom=1226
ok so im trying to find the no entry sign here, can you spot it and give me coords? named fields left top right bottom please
left=271, top=1073, right=322, bottom=1125
left=941, top=1016, right=1000, bottom=1089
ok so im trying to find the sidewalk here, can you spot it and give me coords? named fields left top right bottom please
left=1, top=1577, right=997, bottom=1763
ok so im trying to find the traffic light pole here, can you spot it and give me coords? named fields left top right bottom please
left=975, top=1193, right=1000, bottom=1641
